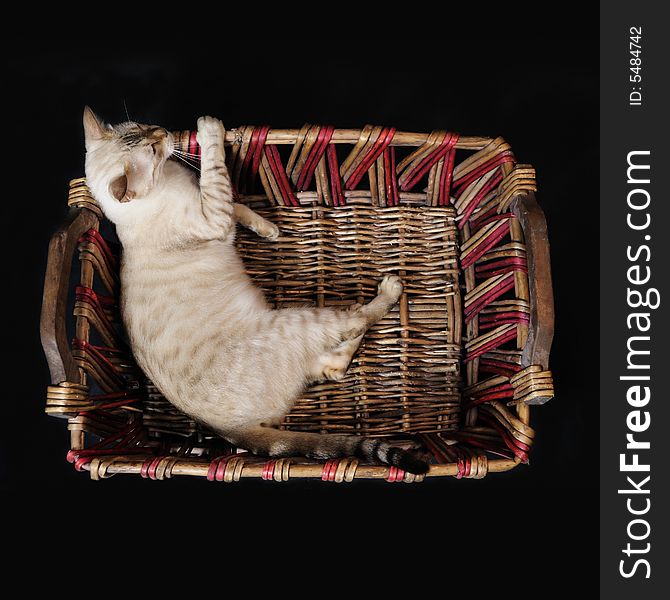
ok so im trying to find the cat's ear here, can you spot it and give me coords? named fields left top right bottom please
left=83, top=106, right=108, bottom=148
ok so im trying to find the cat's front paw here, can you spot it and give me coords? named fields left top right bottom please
left=196, top=115, right=226, bottom=148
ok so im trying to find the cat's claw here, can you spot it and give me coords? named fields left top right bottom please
left=196, top=115, right=226, bottom=148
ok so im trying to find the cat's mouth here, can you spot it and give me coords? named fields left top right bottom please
left=110, top=136, right=172, bottom=203
left=110, top=174, right=131, bottom=202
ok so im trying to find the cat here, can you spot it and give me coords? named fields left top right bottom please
left=83, top=107, right=429, bottom=474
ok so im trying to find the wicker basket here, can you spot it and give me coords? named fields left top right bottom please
left=40, top=124, right=554, bottom=483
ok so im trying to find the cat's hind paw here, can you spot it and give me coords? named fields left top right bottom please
left=378, top=275, right=403, bottom=301
left=261, top=223, right=280, bottom=241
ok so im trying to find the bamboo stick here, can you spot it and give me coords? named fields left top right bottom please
left=83, top=456, right=520, bottom=480
left=178, top=128, right=492, bottom=150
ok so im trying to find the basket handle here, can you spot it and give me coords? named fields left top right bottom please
left=510, top=191, right=554, bottom=371
left=40, top=206, right=99, bottom=384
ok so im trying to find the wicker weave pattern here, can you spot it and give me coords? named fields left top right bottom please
left=235, top=203, right=461, bottom=436
left=43, top=125, right=555, bottom=482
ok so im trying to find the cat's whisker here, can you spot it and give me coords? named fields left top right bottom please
left=173, top=147, right=201, bottom=156
left=172, top=153, right=201, bottom=172
left=172, top=149, right=202, bottom=161
left=173, top=152, right=199, bottom=164
left=173, top=151, right=201, bottom=160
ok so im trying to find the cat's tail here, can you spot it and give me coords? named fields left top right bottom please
left=228, top=425, right=429, bottom=475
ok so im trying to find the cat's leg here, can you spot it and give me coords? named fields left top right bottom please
left=196, top=115, right=236, bottom=237
left=312, top=334, right=364, bottom=382
left=233, top=203, right=279, bottom=240
left=341, top=274, right=403, bottom=339
left=310, top=275, right=403, bottom=382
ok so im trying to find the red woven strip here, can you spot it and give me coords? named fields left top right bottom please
left=418, top=434, right=451, bottom=464
left=207, top=456, right=226, bottom=481
left=66, top=421, right=137, bottom=461
left=478, top=412, right=530, bottom=461
left=480, top=417, right=530, bottom=454
left=479, top=358, right=522, bottom=377
left=469, top=383, right=514, bottom=398
left=345, top=127, right=396, bottom=190
left=471, top=211, right=513, bottom=233
left=262, top=460, right=276, bottom=481
left=206, top=455, right=237, bottom=482
left=151, top=456, right=167, bottom=479
left=327, top=145, right=344, bottom=206
left=464, top=275, right=515, bottom=316
left=206, top=458, right=218, bottom=481
left=73, top=389, right=145, bottom=412
left=69, top=447, right=147, bottom=466
left=264, top=144, right=298, bottom=207
left=478, top=420, right=528, bottom=463
left=250, top=126, right=271, bottom=192
left=77, top=342, right=126, bottom=355
left=75, top=286, right=125, bottom=346
left=469, top=205, right=499, bottom=230
left=296, top=125, right=334, bottom=190
left=476, top=265, right=528, bottom=279
left=465, top=390, right=516, bottom=408
left=383, top=146, right=400, bottom=206
left=217, top=457, right=232, bottom=481
left=386, top=466, right=405, bottom=482
left=453, top=433, right=514, bottom=460
left=460, top=221, right=511, bottom=269
left=87, top=391, right=138, bottom=403
left=91, top=397, right=144, bottom=412
left=400, top=131, right=458, bottom=191
left=464, top=277, right=516, bottom=322
left=480, top=310, right=529, bottom=322
left=187, top=131, right=199, bottom=158
left=480, top=311, right=530, bottom=327
left=475, top=257, right=528, bottom=276
left=464, top=385, right=515, bottom=409
left=321, top=459, right=339, bottom=481
left=320, top=460, right=331, bottom=481
left=479, top=318, right=528, bottom=331
left=456, top=170, right=504, bottom=230
left=238, top=127, right=263, bottom=192
left=79, top=229, right=119, bottom=269
left=251, top=127, right=269, bottom=179
left=455, top=456, right=465, bottom=479
left=75, top=285, right=97, bottom=302
left=75, top=287, right=110, bottom=316
left=73, top=457, right=93, bottom=471
left=439, top=146, right=458, bottom=206
left=67, top=421, right=145, bottom=470
left=71, top=339, right=126, bottom=387
left=464, top=328, right=518, bottom=362
left=140, top=457, right=152, bottom=478
left=453, top=151, right=515, bottom=194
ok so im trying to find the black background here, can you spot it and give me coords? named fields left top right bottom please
left=5, top=35, right=598, bottom=580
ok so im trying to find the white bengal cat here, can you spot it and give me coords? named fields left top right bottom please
left=83, top=107, right=428, bottom=474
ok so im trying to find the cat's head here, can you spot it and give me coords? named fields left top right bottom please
left=83, top=106, right=173, bottom=220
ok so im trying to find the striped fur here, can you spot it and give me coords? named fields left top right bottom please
left=83, top=110, right=428, bottom=474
